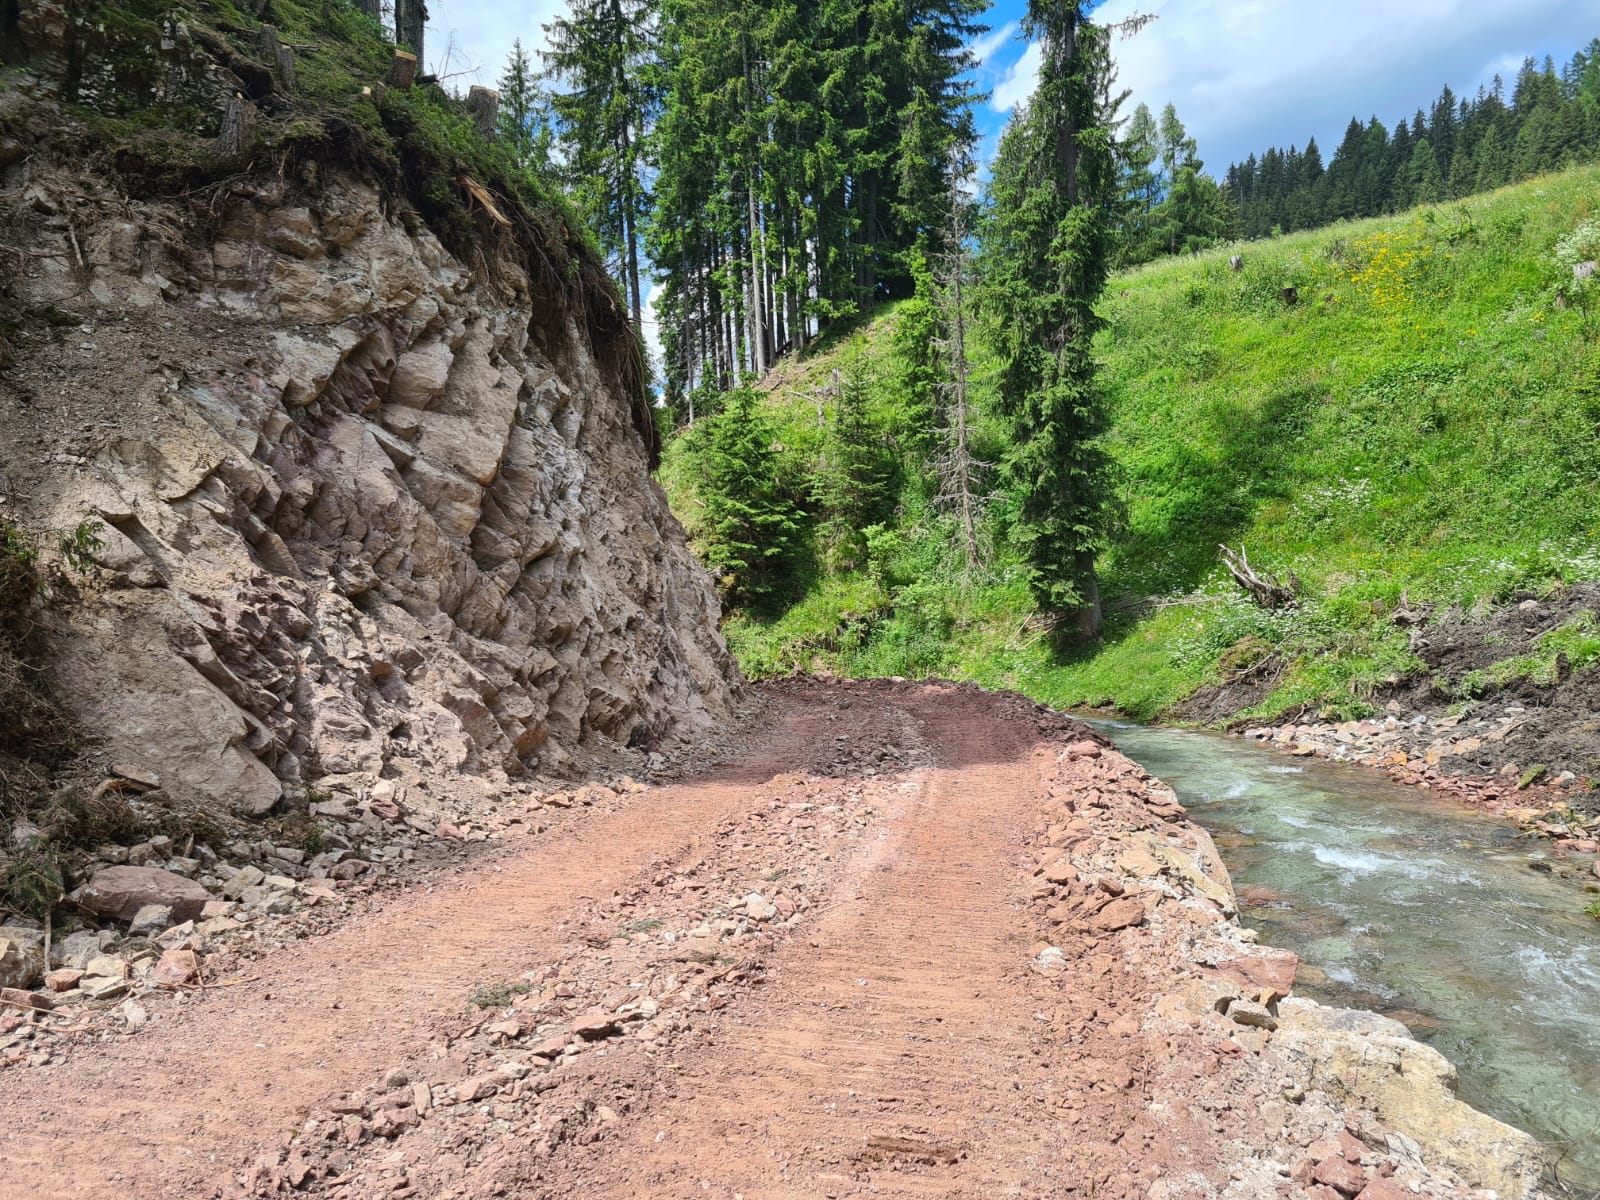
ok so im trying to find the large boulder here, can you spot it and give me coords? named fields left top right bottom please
left=1273, top=1000, right=1543, bottom=1200
left=74, top=866, right=213, bottom=924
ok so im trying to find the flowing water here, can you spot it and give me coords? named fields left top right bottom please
left=1091, top=720, right=1600, bottom=1190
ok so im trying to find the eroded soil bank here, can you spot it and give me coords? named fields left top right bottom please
left=1175, top=585, right=1600, bottom=855
left=0, top=682, right=1547, bottom=1199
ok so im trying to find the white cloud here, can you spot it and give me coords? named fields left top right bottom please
left=424, top=0, right=568, bottom=86
left=991, top=40, right=1042, bottom=112
left=1090, top=0, right=1597, bottom=169
left=967, top=21, right=1018, bottom=69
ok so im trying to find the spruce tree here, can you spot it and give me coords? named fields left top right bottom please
left=1410, top=137, right=1445, bottom=203
left=544, top=0, right=658, bottom=328
left=1115, top=102, right=1161, bottom=264
left=979, top=1, right=1116, bottom=637
left=496, top=40, right=554, bottom=171
left=813, top=359, right=897, bottom=571
left=696, top=388, right=804, bottom=605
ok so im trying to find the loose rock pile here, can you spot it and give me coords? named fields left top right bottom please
left=1024, top=733, right=1543, bottom=1200
left=0, top=703, right=764, bottom=1070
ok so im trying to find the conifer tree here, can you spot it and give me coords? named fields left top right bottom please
left=543, top=0, right=658, bottom=328
left=1410, top=136, right=1444, bottom=203
left=695, top=388, right=804, bottom=604
left=813, top=359, right=897, bottom=571
left=979, top=2, right=1118, bottom=637
left=1114, top=102, right=1161, bottom=264
left=496, top=40, right=554, bottom=171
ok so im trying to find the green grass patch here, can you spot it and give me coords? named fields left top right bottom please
left=668, top=166, right=1600, bottom=724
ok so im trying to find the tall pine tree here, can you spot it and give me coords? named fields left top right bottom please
left=543, top=0, right=658, bottom=328
left=980, top=2, right=1119, bottom=637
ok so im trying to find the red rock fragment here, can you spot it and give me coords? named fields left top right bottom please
left=1221, top=949, right=1298, bottom=1001
left=1355, top=1180, right=1409, bottom=1200
left=149, top=949, right=200, bottom=987
left=74, top=866, right=212, bottom=923
left=570, top=1011, right=620, bottom=1039
left=1090, top=897, right=1146, bottom=932
left=1313, top=1154, right=1365, bottom=1197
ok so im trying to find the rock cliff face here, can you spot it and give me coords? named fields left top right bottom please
left=0, top=51, right=738, bottom=815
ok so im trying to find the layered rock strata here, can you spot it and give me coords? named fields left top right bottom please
left=0, top=89, right=738, bottom=814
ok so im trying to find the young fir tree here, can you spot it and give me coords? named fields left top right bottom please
left=979, top=1, right=1118, bottom=638
left=813, top=358, right=898, bottom=572
left=496, top=40, right=555, bottom=171
left=1409, top=136, right=1445, bottom=203
left=696, top=388, right=804, bottom=605
left=890, top=241, right=942, bottom=462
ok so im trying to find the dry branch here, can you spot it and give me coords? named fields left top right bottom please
left=1219, top=544, right=1300, bottom=609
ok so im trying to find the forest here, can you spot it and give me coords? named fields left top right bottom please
left=472, top=1, right=1600, bottom=715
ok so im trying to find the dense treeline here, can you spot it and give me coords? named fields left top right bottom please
left=647, top=0, right=986, bottom=410
left=660, top=0, right=1117, bottom=633
left=1224, top=44, right=1600, bottom=240
left=520, top=0, right=988, bottom=414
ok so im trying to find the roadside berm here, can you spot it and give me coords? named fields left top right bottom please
left=0, top=681, right=1545, bottom=1200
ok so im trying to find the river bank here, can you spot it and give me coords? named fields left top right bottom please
left=1154, top=583, right=1600, bottom=869
left=1095, top=718, right=1600, bottom=1194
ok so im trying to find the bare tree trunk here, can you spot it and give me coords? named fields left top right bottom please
left=395, top=0, right=424, bottom=64
left=747, top=180, right=765, bottom=375
left=948, top=243, right=979, bottom=572
left=934, top=165, right=984, bottom=574
left=1073, top=551, right=1103, bottom=640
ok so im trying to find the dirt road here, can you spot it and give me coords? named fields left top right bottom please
left=0, top=681, right=1539, bottom=1199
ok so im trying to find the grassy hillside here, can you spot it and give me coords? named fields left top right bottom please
left=665, top=165, right=1600, bottom=722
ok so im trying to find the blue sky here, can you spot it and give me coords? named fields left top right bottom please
left=431, top=0, right=1596, bottom=176
left=422, top=0, right=1597, bottom=361
left=968, top=0, right=1596, bottom=173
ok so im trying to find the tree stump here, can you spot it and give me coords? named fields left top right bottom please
left=466, top=87, right=500, bottom=140
left=1219, top=544, right=1300, bottom=610
left=213, top=93, right=258, bottom=165
left=255, top=24, right=296, bottom=92
left=386, top=49, right=418, bottom=89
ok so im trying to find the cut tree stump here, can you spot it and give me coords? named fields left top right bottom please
left=386, top=49, right=418, bottom=89
left=255, top=24, right=296, bottom=92
left=213, top=93, right=258, bottom=164
left=466, top=86, right=499, bottom=140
